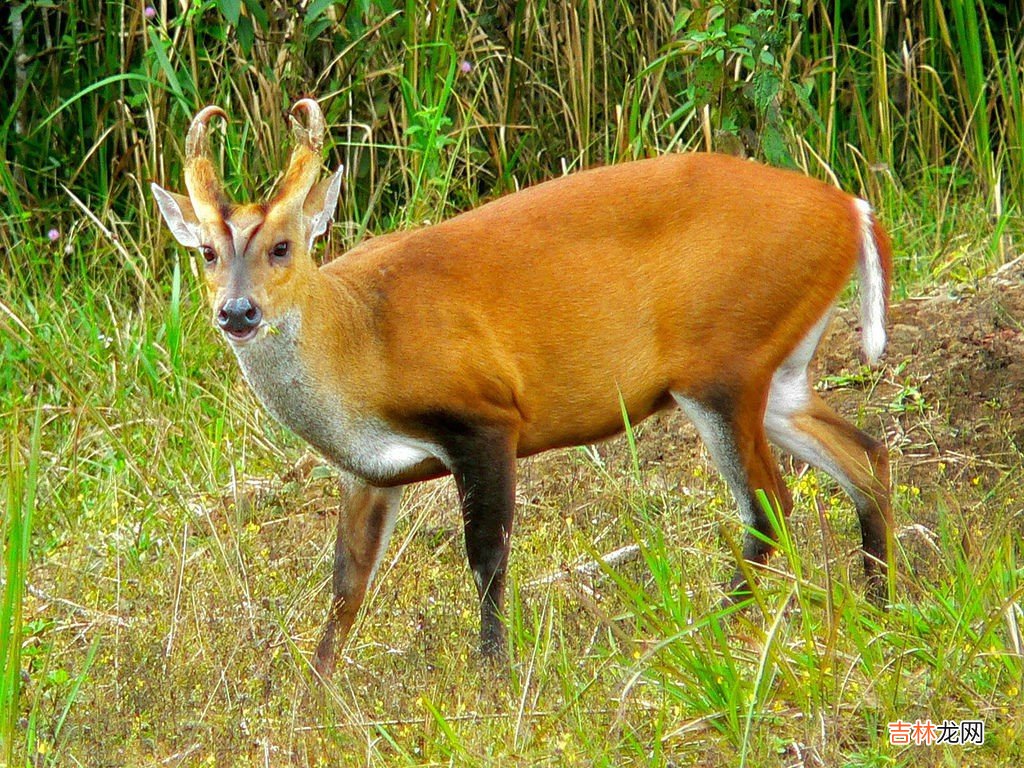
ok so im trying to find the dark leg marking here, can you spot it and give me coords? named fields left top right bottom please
left=429, top=418, right=518, bottom=659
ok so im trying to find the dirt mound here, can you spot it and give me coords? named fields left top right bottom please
left=829, top=263, right=1024, bottom=484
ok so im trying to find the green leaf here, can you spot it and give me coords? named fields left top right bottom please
left=751, top=70, right=780, bottom=113
left=673, top=8, right=693, bottom=33
left=147, top=28, right=190, bottom=106
left=760, top=123, right=792, bottom=167
left=307, top=17, right=333, bottom=39
left=237, top=14, right=254, bottom=55
left=311, top=465, right=335, bottom=480
left=242, top=0, right=269, bottom=29
left=218, top=0, right=240, bottom=25
left=305, top=0, right=336, bottom=24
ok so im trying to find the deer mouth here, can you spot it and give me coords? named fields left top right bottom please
left=223, top=326, right=260, bottom=344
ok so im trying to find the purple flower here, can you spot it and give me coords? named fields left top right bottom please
left=459, top=60, right=472, bottom=74
left=47, top=228, right=60, bottom=242
left=144, top=6, right=156, bottom=19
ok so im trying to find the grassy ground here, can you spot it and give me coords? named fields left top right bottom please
left=3, top=2, right=1024, bottom=766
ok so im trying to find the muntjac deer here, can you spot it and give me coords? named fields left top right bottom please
left=153, top=99, right=893, bottom=677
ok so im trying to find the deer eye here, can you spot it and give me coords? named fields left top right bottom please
left=200, top=245, right=217, bottom=266
left=270, top=241, right=290, bottom=263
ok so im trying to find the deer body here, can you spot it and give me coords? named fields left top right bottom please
left=153, top=101, right=893, bottom=677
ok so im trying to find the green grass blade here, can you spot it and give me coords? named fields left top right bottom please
left=0, top=405, right=41, bottom=765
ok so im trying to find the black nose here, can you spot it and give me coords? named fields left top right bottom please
left=218, top=297, right=262, bottom=335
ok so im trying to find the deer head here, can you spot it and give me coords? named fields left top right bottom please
left=152, top=99, right=343, bottom=343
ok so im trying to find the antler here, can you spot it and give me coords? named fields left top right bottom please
left=183, top=105, right=229, bottom=220
left=274, top=98, right=327, bottom=210
left=290, top=98, right=325, bottom=152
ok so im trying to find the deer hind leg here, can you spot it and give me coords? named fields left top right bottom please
left=313, top=476, right=403, bottom=678
left=674, top=388, right=793, bottom=599
left=764, top=314, right=892, bottom=603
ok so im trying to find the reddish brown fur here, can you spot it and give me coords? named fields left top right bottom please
left=306, top=155, right=863, bottom=459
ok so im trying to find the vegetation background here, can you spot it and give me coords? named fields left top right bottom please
left=1, top=0, right=1023, bottom=765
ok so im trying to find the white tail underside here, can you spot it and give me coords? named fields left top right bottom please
left=854, top=198, right=887, bottom=364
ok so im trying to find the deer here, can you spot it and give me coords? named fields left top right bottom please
left=152, top=98, right=893, bottom=678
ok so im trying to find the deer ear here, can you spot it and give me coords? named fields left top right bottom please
left=303, top=165, right=344, bottom=249
left=152, top=183, right=202, bottom=248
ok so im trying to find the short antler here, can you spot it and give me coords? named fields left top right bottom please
left=290, top=98, right=325, bottom=153
left=273, top=98, right=327, bottom=209
left=183, top=105, right=229, bottom=219
left=185, top=105, right=228, bottom=160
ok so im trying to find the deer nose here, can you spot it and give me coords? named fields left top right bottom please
left=218, top=297, right=262, bottom=339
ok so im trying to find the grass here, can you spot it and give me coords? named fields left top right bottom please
left=1, top=408, right=39, bottom=766
left=3, top=1, right=1024, bottom=765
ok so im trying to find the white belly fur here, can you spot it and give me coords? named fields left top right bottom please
left=229, top=311, right=446, bottom=484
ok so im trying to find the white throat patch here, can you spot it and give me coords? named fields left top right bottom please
left=230, top=311, right=447, bottom=483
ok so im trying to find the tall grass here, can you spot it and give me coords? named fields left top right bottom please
left=1, top=407, right=40, bottom=765
left=2, top=2, right=1022, bottom=277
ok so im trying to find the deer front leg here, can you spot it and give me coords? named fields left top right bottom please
left=446, top=425, right=518, bottom=660
left=313, top=475, right=403, bottom=678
